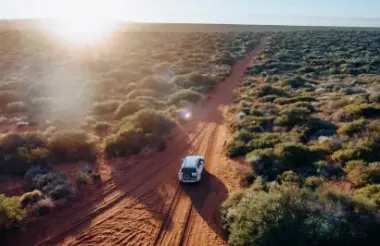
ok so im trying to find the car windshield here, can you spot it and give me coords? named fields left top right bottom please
left=181, top=167, right=197, bottom=173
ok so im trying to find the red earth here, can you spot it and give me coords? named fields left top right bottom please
left=5, top=40, right=265, bottom=246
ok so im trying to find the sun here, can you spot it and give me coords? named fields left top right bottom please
left=41, top=17, right=116, bottom=46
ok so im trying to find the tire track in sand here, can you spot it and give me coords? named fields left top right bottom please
left=152, top=123, right=218, bottom=246
left=36, top=123, right=208, bottom=246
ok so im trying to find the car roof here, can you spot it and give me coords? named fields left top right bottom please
left=181, top=156, right=204, bottom=168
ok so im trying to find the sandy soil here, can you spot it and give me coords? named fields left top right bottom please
left=6, top=41, right=265, bottom=246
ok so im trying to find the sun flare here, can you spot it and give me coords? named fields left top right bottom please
left=41, top=18, right=116, bottom=45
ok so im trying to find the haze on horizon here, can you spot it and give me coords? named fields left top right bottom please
left=1, top=0, right=380, bottom=27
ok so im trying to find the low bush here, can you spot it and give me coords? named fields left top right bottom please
left=275, top=142, right=316, bottom=168
left=314, top=160, right=343, bottom=178
left=246, top=132, right=281, bottom=150
left=104, top=127, right=145, bottom=157
left=304, top=176, right=325, bottom=189
left=253, top=85, right=289, bottom=98
left=104, top=127, right=166, bottom=158
left=246, top=142, right=318, bottom=180
left=344, top=160, right=370, bottom=187
left=274, top=106, right=311, bottom=127
left=20, top=190, right=42, bottom=208
left=337, top=119, right=366, bottom=136
left=126, top=89, right=160, bottom=100
left=282, top=76, right=309, bottom=88
left=93, top=121, right=111, bottom=133
left=0, top=132, right=50, bottom=175
left=221, top=184, right=380, bottom=246
left=92, top=100, right=120, bottom=115
left=129, top=109, right=174, bottom=135
left=355, top=184, right=380, bottom=206
left=168, top=89, right=203, bottom=105
left=226, top=140, right=249, bottom=158
left=344, top=161, right=380, bottom=187
left=170, top=73, right=216, bottom=89
left=332, top=147, right=372, bottom=164
left=137, top=75, right=172, bottom=92
left=343, top=103, right=380, bottom=119
left=277, top=170, right=302, bottom=185
left=32, top=171, right=74, bottom=201
left=0, top=194, right=26, bottom=232
left=114, top=99, right=147, bottom=120
left=48, top=130, right=98, bottom=163
left=6, top=101, right=27, bottom=113
left=31, top=197, right=55, bottom=216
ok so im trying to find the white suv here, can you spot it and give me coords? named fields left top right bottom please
left=178, top=156, right=205, bottom=183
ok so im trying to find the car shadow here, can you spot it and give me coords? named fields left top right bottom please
left=182, top=170, right=229, bottom=241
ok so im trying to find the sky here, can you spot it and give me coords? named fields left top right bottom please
left=1, top=0, right=380, bottom=27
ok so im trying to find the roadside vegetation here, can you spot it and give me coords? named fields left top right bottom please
left=224, top=29, right=380, bottom=245
left=0, top=22, right=263, bottom=236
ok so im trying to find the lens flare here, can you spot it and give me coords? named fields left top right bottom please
left=179, top=108, right=193, bottom=120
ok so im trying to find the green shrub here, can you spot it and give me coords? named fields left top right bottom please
left=138, top=75, right=172, bottom=92
left=0, top=132, right=50, bottom=175
left=126, top=89, right=160, bottom=100
left=332, top=147, right=372, bottom=164
left=277, top=170, right=302, bottom=185
left=344, top=160, right=370, bottom=187
left=221, top=185, right=380, bottom=246
left=282, top=76, right=309, bottom=88
left=369, top=162, right=380, bottom=183
left=92, top=100, right=120, bottom=115
left=274, top=107, right=311, bottom=127
left=275, top=142, right=315, bottom=168
left=239, top=116, right=275, bottom=132
left=246, top=132, right=281, bottom=150
left=337, top=119, right=366, bottom=136
left=32, top=171, right=74, bottom=201
left=246, top=148, right=281, bottom=179
left=114, top=99, right=146, bottom=120
left=93, top=121, right=111, bottom=133
left=48, top=130, right=98, bottom=163
left=129, top=109, right=174, bottom=135
left=355, top=184, right=380, bottom=206
left=274, top=96, right=315, bottom=105
left=343, top=103, right=380, bottom=119
left=20, top=190, right=42, bottom=208
left=368, top=120, right=380, bottom=135
left=170, top=73, right=216, bottom=89
left=304, top=176, right=325, bottom=189
left=104, top=127, right=166, bottom=158
left=6, top=101, right=27, bottom=113
left=0, top=194, right=26, bottom=231
left=253, top=85, right=288, bottom=98
left=343, top=161, right=380, bottom=187
left=168, top=89, right=202, bottom=105
left=104, top=127, right=145, bottom=157
left=314, top=160, right=343, bottom=178
left=226, top=140, right=249, bottom=158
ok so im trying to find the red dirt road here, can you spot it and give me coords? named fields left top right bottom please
left=7, top=41, right=265, bottom=246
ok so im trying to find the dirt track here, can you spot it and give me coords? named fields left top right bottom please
left=8, top=41, right=265, bottom=246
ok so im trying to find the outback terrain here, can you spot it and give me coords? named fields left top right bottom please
left=2, top=20, right=380, bottom=246
left=0, top=20, right=263, bottom=246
